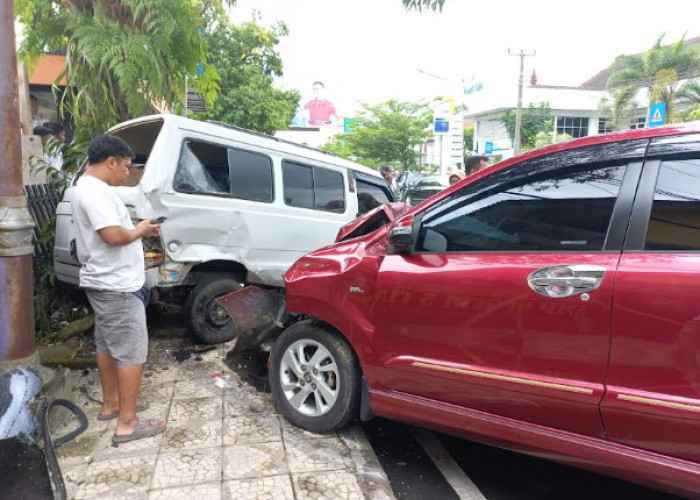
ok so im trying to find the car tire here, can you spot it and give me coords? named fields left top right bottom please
left=184, top=277, right=242, bottom=344
left=269, top=321, right=360, bottom=433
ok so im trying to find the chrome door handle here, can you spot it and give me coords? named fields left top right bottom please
left=529, top=277, right=598, bottom=288
left=527, top=265, right=606, bottom=299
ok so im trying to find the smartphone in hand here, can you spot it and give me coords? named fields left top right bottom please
left=151, top=216, right=167, bottom=225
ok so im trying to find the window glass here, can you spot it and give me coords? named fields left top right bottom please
left=357, top=179, right=391, bottom=214
left=314, top=167, right=345, bottom=213
left=418, top=164, right=627, bottom=253
left=228, top=149, right=273, bottom=202
left=556, top=116, right=590, bottom=138
left=174, top=141, right=230, bottom=195
left=283, top=162, right=314, bottom=209
left=645, top=159, right=700, bottom=251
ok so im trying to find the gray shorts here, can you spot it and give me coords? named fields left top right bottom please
left=85, top=289, right=148, bottom=367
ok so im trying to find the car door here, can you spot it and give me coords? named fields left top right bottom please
left=370, top=140, right=647, bottom=438
left=602, top=134, right=700, bottom=463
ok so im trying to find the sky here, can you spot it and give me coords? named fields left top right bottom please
left=229, top=0, right=699, bottom=117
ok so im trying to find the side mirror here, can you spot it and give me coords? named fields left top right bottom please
left=388, top=215, right=414, bottom=253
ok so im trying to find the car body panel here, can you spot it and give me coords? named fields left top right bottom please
left=281, top=122, right=700, bottom=497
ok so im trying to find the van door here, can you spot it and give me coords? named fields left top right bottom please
left=603, top=135, right=700, bottom=463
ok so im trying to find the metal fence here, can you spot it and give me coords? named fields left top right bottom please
left=25, top=183, right=61, bottom=277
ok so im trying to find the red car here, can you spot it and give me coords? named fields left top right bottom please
left=266, top=123, right=700, bottom=497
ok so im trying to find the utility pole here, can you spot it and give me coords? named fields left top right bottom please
left=508, top=49, right=535, bottom=156
left=0, top=1, right=37, bottom=363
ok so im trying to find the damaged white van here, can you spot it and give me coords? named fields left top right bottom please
left=54, top=115, right=394, bottom=343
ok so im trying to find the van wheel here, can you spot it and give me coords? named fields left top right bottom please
left=184, top=278, right=242, bottom=344
left=269, top=321, right=360, bottom=433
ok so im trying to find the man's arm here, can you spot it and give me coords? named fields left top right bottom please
left=98, top=219, right=160, bottom=246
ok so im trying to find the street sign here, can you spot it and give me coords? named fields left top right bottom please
left=649, top=102, right=666, bottom=128
left=434, top=117, right=449, bottom=134
left=343, top=118, right=355, bottom=134
left=485, top=141, right=493, bottom=154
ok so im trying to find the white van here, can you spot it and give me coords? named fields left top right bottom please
left=54, top=115, right=394, bottom=343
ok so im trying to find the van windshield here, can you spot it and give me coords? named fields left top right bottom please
left=110, top=119, right=164, bottom=187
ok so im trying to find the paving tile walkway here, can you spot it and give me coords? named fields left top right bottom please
left=55, top=336, right=393, bottom=500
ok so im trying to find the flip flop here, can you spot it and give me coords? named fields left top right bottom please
left=111, top=417, right=165, bottom=444
left=97, top=400, right=150, bottom=421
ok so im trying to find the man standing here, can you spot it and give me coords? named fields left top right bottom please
left=73, top=135, right=165, bottom=443
left=466, top=155, right=489, bottom=176
left=379, top=164, right=399, bottom=199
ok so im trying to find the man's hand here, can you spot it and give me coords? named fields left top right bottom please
left=136, top=218, right=161, bottom=238
left=98, top=218, right=161, bottom=246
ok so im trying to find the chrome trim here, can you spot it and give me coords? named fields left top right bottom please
left=411, top=361, right=594, bottom=395
left=527, top=264, right=606, bottom=298
left=617, top=394, right=700, bottom=413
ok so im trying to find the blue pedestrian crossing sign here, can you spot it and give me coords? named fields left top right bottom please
left=649, top=102, right=666, bottom=128
left=485, top=141, right=493, bottom=154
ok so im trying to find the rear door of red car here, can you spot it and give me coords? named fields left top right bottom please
left=370, top=140, right=647, bottom=438
left=603, top=133, right=700, bottom=463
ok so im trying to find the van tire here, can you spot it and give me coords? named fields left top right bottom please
left=184, top=277, right=242, bottom=344
left=269, top=321, right=360, bottom=433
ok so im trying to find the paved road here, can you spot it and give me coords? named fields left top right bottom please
left=363, top=418, right=685, bottom=500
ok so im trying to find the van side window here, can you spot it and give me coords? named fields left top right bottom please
left=418, top=163, right=627, bottom=253
left=174, top=141, right=230, bottom=195
left=282, top=161, right=345, bottom=213
left=228, top=149, right=274, bottom=202
left=357, top=179, right=391, bottom=214
left=645, top=158, right=700, bottom=250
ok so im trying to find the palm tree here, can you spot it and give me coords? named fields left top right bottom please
left=16, top=0, right=217, bottom=131
left=606, top=35, right=700, bottom=128
left=677, top=81, right=700, bottom=120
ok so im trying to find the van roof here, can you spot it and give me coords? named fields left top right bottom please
left=108, top=114, right=385, bottom=180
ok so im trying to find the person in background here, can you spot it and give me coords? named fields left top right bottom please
left=379, top=163, right=399, bottom=198
left=448, top=171, right=466, bottom=186
left=466, top=155, right=489, bottom=176
left=30, top=94, right=43, bottom=128
left=42, top=122, right=66, bottom=171
left=73, top=135, right=165, bottom=444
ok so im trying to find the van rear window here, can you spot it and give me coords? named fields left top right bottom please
left=174, top=140, right=274, bottom=202
left=282, top=161, right=345, bottom=213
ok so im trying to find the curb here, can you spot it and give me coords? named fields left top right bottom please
left=339, top=423, right=396, bottom=500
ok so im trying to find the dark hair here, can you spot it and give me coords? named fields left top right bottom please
left=33, top=125, right=51, bottom=136
left=379, top=164, right=394, bottom=174
left=312, top=81, right=324, bottom=88
left=42, top=121, right=65, bottom=135
left=466, top=155, right=488, bottom=172
left=30, top=94, right=38, bottom=103
left=87, top=135, right=135, bottom=164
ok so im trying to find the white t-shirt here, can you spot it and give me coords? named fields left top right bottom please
left=72, top=175, right=145, bottom=292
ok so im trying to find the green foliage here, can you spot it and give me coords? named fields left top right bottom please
left=463, top=126, right=474, bottom=154
left=27, top=137, right=90, bottom=338
left=534, top=130, right=571, bottom=150
left=605, top=34, right=700, bottom=128
left=499, top=103, right=552, bottom=150
left=197, top=13, right=300, bottom=134
left=324, top=100, right=432, bottom=170
left=403, top=0, right=445, bottom=11
left=677, top=81, right=700, bottom=120
left=15, top=0, right=218, bottom=131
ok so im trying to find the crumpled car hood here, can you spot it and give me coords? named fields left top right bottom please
left=335, top=202, right=411, bottom=242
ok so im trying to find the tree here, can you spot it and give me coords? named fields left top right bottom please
left=499, top=102, right=552, bottom=151
left=677, top=81, right=700, bottom=120
left=198, top=14, right=300, bottom=135
left=15, top=0, right=218, bottom=131
left=403, top=0, right=445, bottom=11
left=463, top=126, right=474, bottom=154
left=324, top=100, right=432, bottom=170
left=605, top=35, right=700, bottom=127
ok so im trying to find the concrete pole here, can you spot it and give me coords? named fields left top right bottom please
left=0, top=1, right=37, bottom=362
left=508, top=49, right=535, bottom=156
